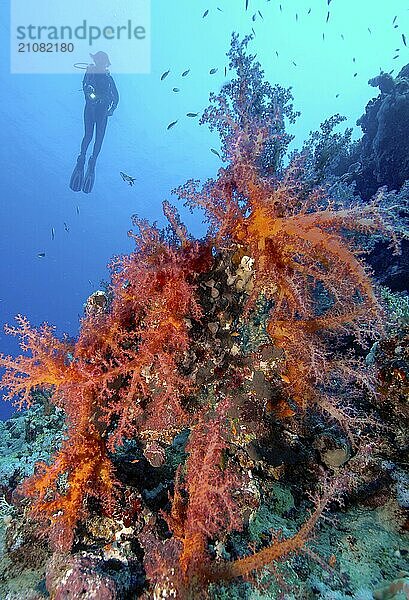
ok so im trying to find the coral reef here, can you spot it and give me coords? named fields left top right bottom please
left=355, top=65, right=409, bottom=199
left=298, top=72, right=409, bottom=293
left=0, top=36, right=408, bottom=599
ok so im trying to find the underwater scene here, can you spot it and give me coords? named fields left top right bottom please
left=0, top=0, right=409, bottom=598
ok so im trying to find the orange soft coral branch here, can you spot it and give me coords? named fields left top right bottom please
left=18, top=381, right=117, bottom=551
left=101, top=243, right=205, bottom=447
left=0, top=315, right=77, bottom=409
left=23, top=423, right=117, bottom=551
left=233, top=195, right=382, bottom=317
left=166, top=401, right=245, bottom=578
left=206, top=484, right=333, bottom=583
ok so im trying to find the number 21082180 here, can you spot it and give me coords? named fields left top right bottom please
left=18, top=43, right=74, bottom=52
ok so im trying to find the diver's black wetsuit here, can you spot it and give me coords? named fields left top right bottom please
left=70, top=62, right=119, bottom=193
left=80, top=67, right=119, bottom=161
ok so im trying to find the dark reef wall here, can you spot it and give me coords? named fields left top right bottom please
left=367, top=238, right=409, bottom=292
left=355, top=64, right=409, bottom=199
left=354, top=64, right=409, bottom=292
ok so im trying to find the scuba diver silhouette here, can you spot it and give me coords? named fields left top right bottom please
left=70, top=51, right=119, bottom=193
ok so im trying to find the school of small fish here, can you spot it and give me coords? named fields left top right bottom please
left=161, top=0, right=407, bottom=140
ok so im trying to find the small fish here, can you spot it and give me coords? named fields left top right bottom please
left=37, top=252, right=46, bottom=258
left=211, top=148, right=221, bottom=158
left=217, top=7, right=223, bottom=12
left=167, top=120, right=178, bottom=130
left=393, top=15, right=397, bottom=24
left=224, top=66, right=227, bottom=76
left=275, top=50, right=279, bottom=57
left=296, top=12, right=298, bottom=21
left=368, top=27, right=372, bottom=34
left=292, top=61, right=297, bottom=66
left=258, top=10, right=263, bottom=19
left=120, top=171, right=136, bottom=186
left=326, top=11, right=330, bottom=22
left=279, top=4, right=282, bottom=12
left=252, top=13, right=256, bottom=22
left=389, top=69, right=395, bottom=75
left=353, top=72, right=358, bottom=77
left=182, top=69, right=190, bottom=77
left=353, top=57, right=356, bottom=62
left=252, top=27, right=256, bottom=36
left=173, top=87, right=180, bottom=92
left=76, top=205, right=80, bottom=215
left=64, top=222, right=69, bottom=232
left=160, top=69, right=170, bottom=81
left=328, top=0, right=332, bottom=4
left=245, top=0, right=249, bottom=10
left=403, top=33, right=407, bottom=46
left=202, top=9, right=209, bottom=18
left=394, top=24, right=399, bottom=29
left=393, top=54, right=399, bottom=59
left=341, top=33, right=345, bottom=40
left=322, top=32, right=325, bottom=40
left=307, top=8, right=311, bottom=14
left=88, top=280, right=93, bottom=286
left=186, top=112, right=199, bottom=117
left=51, top=227, right=55, bottom=240
left=335, top=93, right=340, bottom=98
left=209, top=68, right=218, bottom=74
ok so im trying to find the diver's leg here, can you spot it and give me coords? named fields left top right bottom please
left=91, top=110, right=108, bottom=161
left=70, top=105, right=95, bottom=191
left=82, top=107, right=108, bottom=193
left=80, top=103, right=95, bottom=157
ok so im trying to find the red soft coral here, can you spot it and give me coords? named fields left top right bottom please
left=165, top=399, right=246, bottom=580
left=0, top=315, right=76, bottom=409
left=1, top=35, right=403, bottom=596
left=0, top=209, right=210, bottom=550
left=176, top=77, right=396, bottom=430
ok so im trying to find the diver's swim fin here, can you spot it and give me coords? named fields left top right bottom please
left=69, top=155, right=85, bottom=192
left=82, top=156, right=96, bottom=194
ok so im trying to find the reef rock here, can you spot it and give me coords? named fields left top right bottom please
left=355, top=64, right=409, bottom=198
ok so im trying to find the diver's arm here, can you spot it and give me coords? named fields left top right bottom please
left=83, top=71, right=89, bottom=90
left=82, top=71, right=93, bottom=99
left=107, top=76, right=119, bottom=115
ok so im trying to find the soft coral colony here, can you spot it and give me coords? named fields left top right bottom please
left=0, top=35, right=403, bottom=598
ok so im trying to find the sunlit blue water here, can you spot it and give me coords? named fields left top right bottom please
left=1, top=0, right=408, bottom=418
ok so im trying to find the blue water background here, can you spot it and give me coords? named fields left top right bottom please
left=1, top=0, right=408, bottom=419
